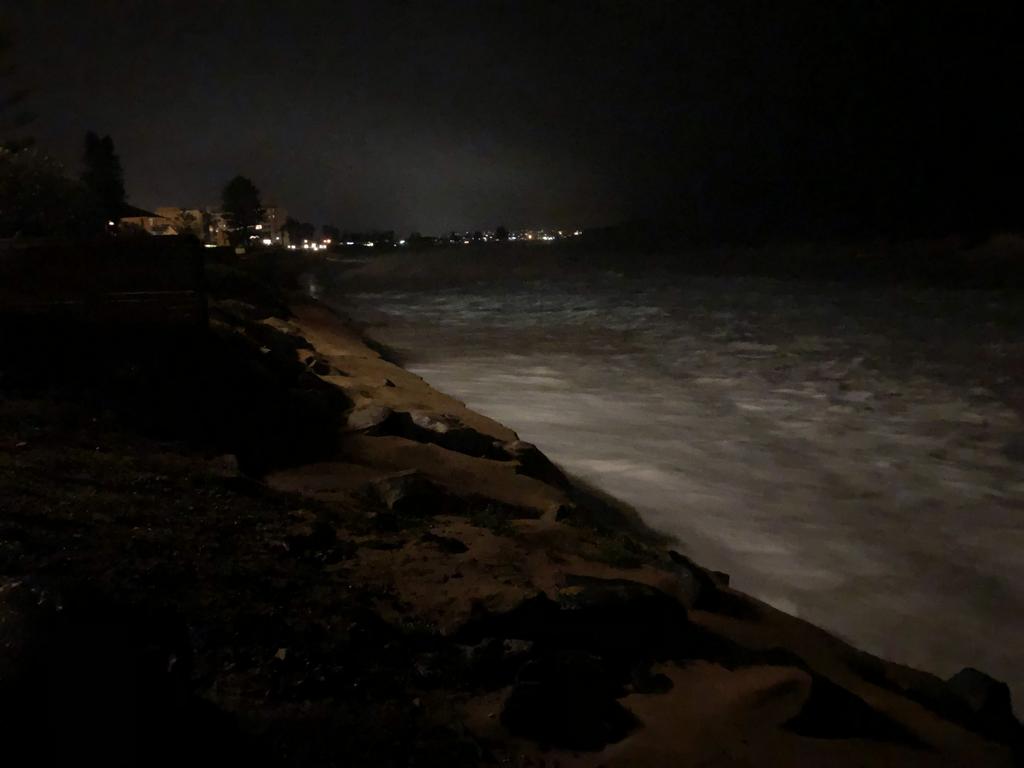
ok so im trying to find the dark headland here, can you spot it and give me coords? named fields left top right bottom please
left=1, top=243, right=1020, bottom=767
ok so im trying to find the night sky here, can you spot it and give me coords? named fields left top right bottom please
left=5, top=1, right=1023, bottom=241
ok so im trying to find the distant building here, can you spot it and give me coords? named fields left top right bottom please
left=205, top=210, right=231, bottom=246
left=118, top=205, right=179, bottom=236
left=125, top=201, right=287, bottom=247
left=261, top=205, right=286, bottom=235
left=155, top=207, right=205, bottom=238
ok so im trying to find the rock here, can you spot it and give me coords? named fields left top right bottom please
left=420, top=531, right=469, bottom=554
left=410, top=411, right=456, bottom=433
left=668, top=550, right=742, bottom=613
left=302, top=353, right=335, bottom=376
left=554, top=504, right=574, bottom=521
left=284, top=519, right=337, bottom=554
left=401, top=411, right=507, bottom=458
left=460, top=637, right=536, bottom=688
left=668, top=549, right=729, bottom=585
left=947, top=668, right=1013, bottom=715
left=367, top=410, right=510, bottom=459
left=370, top=471, right=455, bottom=517
left=503, top=638, right=533, bottom=656
left=368, top=510, right=399, bottom=531
left=784, top=673, right=921, bottom=746
left=466, top=497, right=543, bottom=524
left=505, top=440, right=569, bottom=488
left=346, top=405, right=393, bottom=432
left=412, top=652, right=448, bottom=687
left=631, top=667, right=673, bottom=694
left=946, top=668, right=1021, bottom=743
left=459, top=575, right=692, bottom=660
left=554, top=574, right=691, bottom=654
left=208, top=453, right=240, bottom=477
left=501, top=650, right=639, bottom=750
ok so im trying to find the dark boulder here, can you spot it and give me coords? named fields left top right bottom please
left=459, top=637, right=535, bottom=689
left=784, top=674, right=922, bottom=746
left=370, top=471, right=460, bottom=518
left=555, top=574, right=690, bottom=653
left=346, top=405, right=393, bottom=432
left=459, top=575, right=692, bottom=660
left=282, top=518, right=354, bottom=563
left=504, top=440, right=570, bottom=488
left=302, top=353, right=339, bottom=376
left=371, top=410, right=511, bottom=459
left=669, top=550, right=754, bottom=618
left=946, top=667, right=1022, bottom=745
left=501, top=650, right=639, bottom=750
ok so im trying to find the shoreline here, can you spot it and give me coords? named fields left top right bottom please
left=0, top=256, right=1020, bottom=765
left=267, top=291, right=1022, bottom=761
left=330, top=250, right=1024, bottom=701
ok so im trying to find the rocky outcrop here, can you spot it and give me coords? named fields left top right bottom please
left=501, top=650, right=640, bottom=750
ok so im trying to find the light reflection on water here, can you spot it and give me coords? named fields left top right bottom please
left=336, top=273, right=1024, bottom=701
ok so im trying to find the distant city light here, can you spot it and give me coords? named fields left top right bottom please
left=345, top=241, right=355, bottom=246
left=287, top=244, right=297, bottom=250
left=203, top=243, right=217, bottom=248
left=261, top=238, right=272, bottom=245
left=254, top=224, right=263, bottom=230
left=398, top=239, right=406, bottom=245
left=365, top=242, right=375, bottom=247
left=107, top=220, right=115, bottom=226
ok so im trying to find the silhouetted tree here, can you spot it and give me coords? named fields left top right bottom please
left=0, top=148, right=94, bottom=237
left=0, top=25, right=33, bottom=152
left=221, top=175, right=264, bottom=244
left=298, top=222, right=316, bottom=242
left=176, top=207, right=200, bottom=237
left=81, top=131, right=125, bottom=225
left=282, top=216, right=302, bottom=245
left=322, top=224, right=340, bottom=242
left=495, top=225, right=509, bottom=240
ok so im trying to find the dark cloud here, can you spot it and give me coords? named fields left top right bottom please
left=5, top=1, right=1023, bottom=240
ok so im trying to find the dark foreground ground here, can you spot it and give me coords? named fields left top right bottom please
left=0, top=253, right=1020, bottom=766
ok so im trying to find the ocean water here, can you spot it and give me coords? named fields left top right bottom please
left=325, top=260, right=1024, bottom=701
